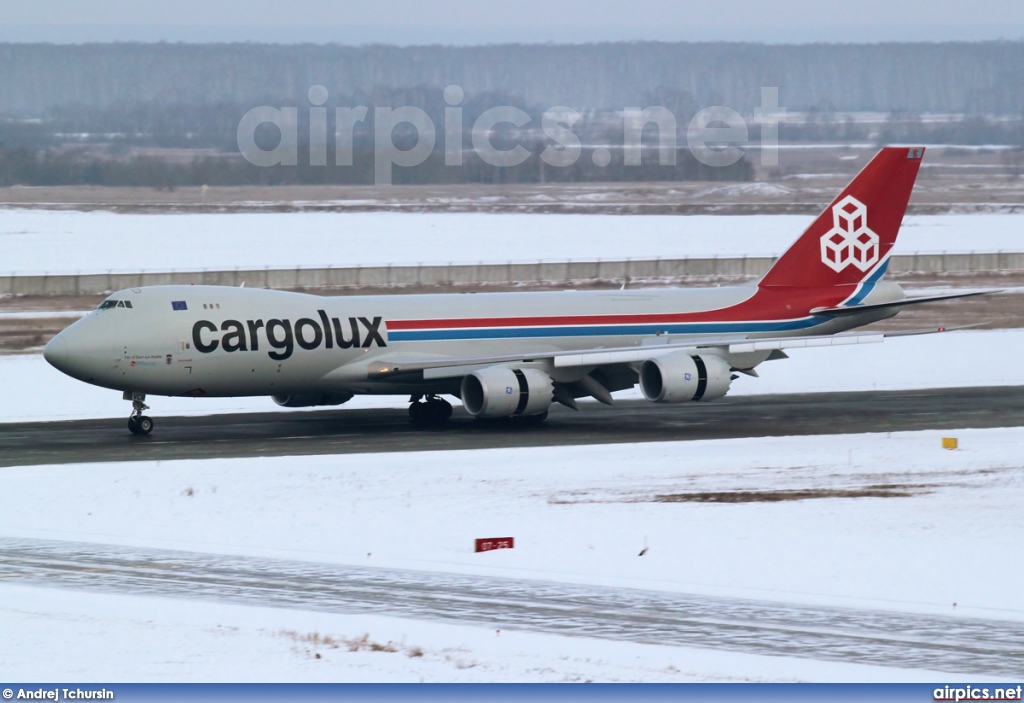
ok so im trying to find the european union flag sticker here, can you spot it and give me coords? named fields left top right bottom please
left=171, top=301, right=188, bottom=311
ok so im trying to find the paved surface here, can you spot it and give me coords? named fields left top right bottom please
left=1, top=537, right=1021, bottom=676
left=1, top=386, right=1022, bottom=468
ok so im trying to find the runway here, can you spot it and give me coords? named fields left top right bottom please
left=1, top=386, right=1022, bottom=467
left=1, top=536, right=1021, bottom=677
left=0, top=384, right=1019, bottom=466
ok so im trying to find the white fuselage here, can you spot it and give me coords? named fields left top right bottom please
left=43, top=282, right=902, bottom=400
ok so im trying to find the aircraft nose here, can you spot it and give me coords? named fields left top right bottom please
left=43, top=334, right=68, bottom=371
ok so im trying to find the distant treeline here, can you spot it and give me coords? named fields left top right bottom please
left=3, top=106, right=1022, bottom=186
left=2, top=41, right=1023, bottom=115
left=785, top=111, right=1024, bottom=145
left=1, top=87, right=1022, bottom=154
left=0, top=144, right=753, bottom=188
left=2, top=41, right=1023, bottom=186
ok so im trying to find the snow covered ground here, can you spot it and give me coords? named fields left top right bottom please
left=4, top=429, right=1021, bottom=613
left=2, top=329, right=1021, bottom=423
left=1, top=427, right=1022, bottom=680
left=1, top=210, right=1022, bottom=274
left=4, top=328, right=1023, bottom=681
left=0, top=583, right=953, bottom=683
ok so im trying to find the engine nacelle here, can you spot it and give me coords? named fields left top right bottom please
left=461, top=367, right=553, bottom=418
left=272, top=392, right=353, bottom=408
left=639, top=352, right=732, bottom=403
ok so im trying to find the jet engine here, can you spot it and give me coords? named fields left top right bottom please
left=639, top=352, right=732, bottom=403
left=460, top=367, right=553, bottom=418
left=272, top=392, right=354, bottom=408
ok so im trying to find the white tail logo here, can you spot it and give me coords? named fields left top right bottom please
left=820, top=195, right=879, bottom=273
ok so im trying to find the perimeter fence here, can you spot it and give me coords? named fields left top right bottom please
left=3, top=252, right=1022, bottom=297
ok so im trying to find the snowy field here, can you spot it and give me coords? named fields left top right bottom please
left=0, top=584, right=957, bottom=683
left=1, top=427, right=1022, bottom=681
left=4, top=327, right=1023, bottom=681
left=2, top=329, right=1021, bottom=423
left=1, top=210, right=1022, bottom=274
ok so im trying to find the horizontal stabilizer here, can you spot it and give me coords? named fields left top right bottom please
left=811, top=290, right=997, bottom=316
left=883, top=324, right=984, bottom=336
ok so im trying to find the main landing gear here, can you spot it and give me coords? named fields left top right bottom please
left=408, top=394, right=453, bottom=427
left=126, top=394, right=154, bottom=435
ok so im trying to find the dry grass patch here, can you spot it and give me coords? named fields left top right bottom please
left=279, top=630, right=417, bottom=658
left=654, top=485, right=927, bottom=503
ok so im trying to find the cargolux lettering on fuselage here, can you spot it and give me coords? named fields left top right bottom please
left=192, top=311, right=386, bottom=360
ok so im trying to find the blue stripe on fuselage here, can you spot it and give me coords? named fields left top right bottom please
left=387, top=317, right=825, bottom=342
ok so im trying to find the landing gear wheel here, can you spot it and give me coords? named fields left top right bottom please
left=408, top=402, right=427, bottom=424
left=430, top=397, right=453, bottom=421
left=408, top=395, right=453, bottom=426
left=127, top=395, right=154, bottom=435
left=128, top=415, right=154, bottom=435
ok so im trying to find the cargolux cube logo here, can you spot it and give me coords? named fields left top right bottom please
left=820, top=195, right=879, bottom=273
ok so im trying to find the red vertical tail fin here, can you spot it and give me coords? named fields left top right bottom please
left=758, top=147, right=925, bottom=289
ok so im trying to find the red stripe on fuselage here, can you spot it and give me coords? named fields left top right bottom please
left=387, top=287, right=852, bottom=330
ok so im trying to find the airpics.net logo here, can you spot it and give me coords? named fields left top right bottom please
left=819, top=195, right=880, bottom=273
left=235, top=85, right=786, bottom=185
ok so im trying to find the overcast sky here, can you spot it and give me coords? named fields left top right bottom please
left=3, top=0, right=1023, bottom=44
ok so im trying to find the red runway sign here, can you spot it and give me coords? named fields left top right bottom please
left=475, top=537, right=514, bottom=553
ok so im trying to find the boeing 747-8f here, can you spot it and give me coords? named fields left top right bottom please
left=44, top=147, right=985, bottom=434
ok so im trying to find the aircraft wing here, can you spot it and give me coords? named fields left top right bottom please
left=364, top=326, right=958, bottom=380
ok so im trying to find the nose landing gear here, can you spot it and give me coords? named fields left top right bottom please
left=126, top=393, right=154, bottom=435
left=408, top=394, right=453, bottom=427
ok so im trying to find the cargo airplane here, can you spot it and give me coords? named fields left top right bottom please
left=44, top=147, right=984, bottom=434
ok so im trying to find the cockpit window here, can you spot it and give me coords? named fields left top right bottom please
left=97, top=299, right=133, bottom=310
